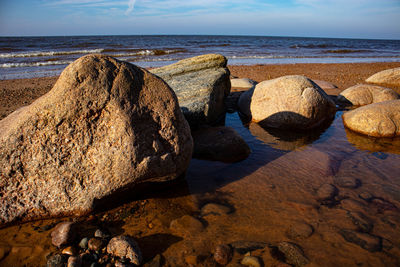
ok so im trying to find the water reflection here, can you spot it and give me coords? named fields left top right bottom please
left=345, top=128, right=400, bottom=155
left=248, top=121, right=331, bottom=151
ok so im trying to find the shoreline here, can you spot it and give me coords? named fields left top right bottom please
left=2, top=62, right=400, bottom=120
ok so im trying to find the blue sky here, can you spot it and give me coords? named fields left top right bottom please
left=0, top=0, right=399, bottom=39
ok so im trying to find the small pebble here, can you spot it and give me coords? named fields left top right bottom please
left=277, top=242, right=309, bottom=267
left=241, top=256, right=261, bottom=267
left=214, top=244, right=232, bottom=265
left=359, top=192, right=373, bottom=201
left=67, top=256, right=82, bottom=267
left=94, top=229, right=110, bottom=239
left=316, top=184, right=338, bottom=201
left=51, top=221, right=76, bottom=247
left=62, top=246, right=78, bottom=256
left=46, top=254, right=67, bottom=267
left=286, top=223, right=313, bottom=239
left=201, top=203, right=231, bottom=216
left=88, top=237, right=105, bottom=251
left=79, top=237, right=89, bottom=249
left=107, top=235, right=142, bottom=265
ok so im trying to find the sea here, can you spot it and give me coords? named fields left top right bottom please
left=0, top=35, right=400, bottom=79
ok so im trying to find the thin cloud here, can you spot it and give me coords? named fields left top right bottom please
left=126, top=0, right=136, bottom=15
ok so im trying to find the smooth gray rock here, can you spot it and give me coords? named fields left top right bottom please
left=151, top=54, right=231, bottom=128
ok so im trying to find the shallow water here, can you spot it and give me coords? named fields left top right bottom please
left=0, top=111, right=399, bottom=266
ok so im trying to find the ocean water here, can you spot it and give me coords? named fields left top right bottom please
left=0, top=35, right=399, bottom=79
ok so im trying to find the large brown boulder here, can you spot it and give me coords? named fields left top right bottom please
left=250, top=75, right=336, bottom=130
left=342, top=100, right=400, bottom=137
left=366, top=67, right=400, bottom=86
left=0, top=55, right=193, bottom=226
left=150, top=54, right=231, bottom=128
left=337, top=84, right=399, bottom=106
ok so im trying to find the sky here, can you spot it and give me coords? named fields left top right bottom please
left=0, top=0, right=399, bottom=39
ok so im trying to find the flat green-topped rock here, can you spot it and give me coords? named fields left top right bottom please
left=151, top=54, right=231, bottom=128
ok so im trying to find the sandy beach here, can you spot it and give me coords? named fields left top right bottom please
left=2, top=62, right=400, bottom=120
left=1, top=62, right=400, bottom=266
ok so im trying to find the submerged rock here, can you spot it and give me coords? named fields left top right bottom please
left=214, top=244, right=233, bottom=265
left=201, top=203, right=231, bottom=216
left=339, top=229, right=382, bottom=252
left=46, top=254, right=67, bottom=267
left=250, top=75, right=336, bottom=130
left=192, top=126, right=250, bottom=163
left=51, top=222, right=76, bottom=248
left=277, top=242, right=309, bottom=267
left=366, top=67, right=400, bottom=86
left=0, top=55, right=193, bottom=226
left=337, top=84, right=398, bottom=106
left=169, top=215, right=204, bottom=237
left=286, top=222, right=314, bottom=240
left=151, top=54, right=231, bottom=128
left=316, top=184, right=338, bottom=201
left=342, top=100, right=400, bottom=137
left=107, top=235, right=142, bottom=265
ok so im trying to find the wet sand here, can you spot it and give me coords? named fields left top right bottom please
left=1, top=62, right=400, bottom=266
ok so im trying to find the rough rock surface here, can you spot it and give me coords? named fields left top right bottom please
left=0, top=54, right=193, bottom=226
left=150, top=54, right=231, bottom=128
left=337, top=84, right=399, bottom=106
left=230, top=78, right=257, bottom=89
left=250, top=75, right=336, bottom=130
left=342, top=100, right=400, bottom=137
left=366, top=67, right=400, bottom=86
left=192, top=126, right=250, bottom=163
left=107, top=235, right=142, bottom=265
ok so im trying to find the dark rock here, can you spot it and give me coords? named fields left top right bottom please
left=46, top=254, right=67, bottom=267
left=230, top=240, right=267, bottom=254
left=238, top=87, right=254, bottom=117
left=359, top=192, right=373, bottom=201
left=316, top=184, right=338, bottom=201
left=88, top=237, right=105, bottom=252
left=107, top=235, right=142, bottom=265
left=286, top=223, right=314, bottom=239
left=347, top=211, right=373, bottom=232
left=201, top=203, right=231, bottom=216
left=79, top=237, right=89, bottom=249
left=192, top=126, right=250, bottom=163
left=214, top=244, right=233, bottom=265
left=51, top=222, right=76, bottom=247
left=277, top=242, right=309, bottom=267
left=67, top=256, right=82, bottom=267
left=169, top=215, right=204, bottom=237
left=339, top=229, right=382, bottom=252
left=94, top=228, right=110, bottom=239
left=370, top=197, right=398, bottom=212
left=0, top=55, right=193, bottom=226
left=334, top=176, right=361, bottom=189
left=150, top=54, right=231, bottom=128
